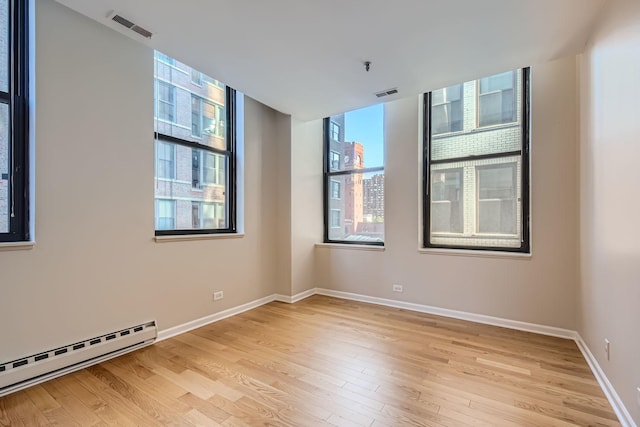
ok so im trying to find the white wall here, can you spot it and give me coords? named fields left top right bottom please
left=0, top=0, right=285, bottom=362
left=578, top=0, right=640, bottom=423
left=315, top=56, right=581, bottom=329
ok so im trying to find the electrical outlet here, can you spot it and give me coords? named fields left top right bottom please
left=392, top=284, right=403, bottom=293
left=213, top=291, right=224, bottom=301
left=604, top=339, right=610, bottom=361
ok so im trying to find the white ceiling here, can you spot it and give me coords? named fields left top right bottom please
left=54, top=0, right=607, bottom=121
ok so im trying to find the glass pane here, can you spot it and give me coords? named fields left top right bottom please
left=479, top=71, right=514, bottom=94
left=0, top=103, right=8, bottom=232
left=155, top=142, right=228, bottom=231
left=0, top=0, right=7, bottom=92
left=327, top=171, right=384, bottom=243
left=478, top=164, right=516, bottom=235
left=431, top=69, right=521, bottom=161
left=430, top=169, right=463, bottom=233
left=154, top=50, right=227, bottom=151
left=328, top=104, right=384, bottom=172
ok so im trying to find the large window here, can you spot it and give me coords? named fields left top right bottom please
left=324, top=105, right=384, bottom=245
left=0, top=0, right=28, bottom=242
left=424, top=68, right=530, bottom=252
left=154, top=51, right=236, bottom=235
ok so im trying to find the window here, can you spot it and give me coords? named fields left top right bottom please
left=0, top=0, right=29, bottom=242
left=431, top=84, right=463, bottom=134
left=191, top=95, right=224, bottom=139
left=424, top=68, right=530, bottom=252
left=324, top=104, right=384, bottom=245
left=478, top=70, right=516, bottom=127
left=330, top=180, right=341, bottom=199
left=203, top=152, right=225, bottom=185
left=155, top=200, right=176, bottom=230
left=154, top=51, right=236, bottom=235
left=155, top=140, right=175, bottom=179
left=330, top=210, right=341, bottom=228
left=155, top=81, right=175, bottom=123
left=191, top=69, right=202, bottom=86
left=330, top=151, right=340, bottom=170
left=330, top=121, right=340, bottom=141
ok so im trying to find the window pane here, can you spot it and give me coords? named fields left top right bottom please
left=431, top=73, right=521, bottom=161
left=478, top=71, right=516, bottom=127
left=327, top=171, right=384, bottom=243
left=0, top=0, right=7, bottom=92
left=154, top=51, right=227, bottom=150
left=478, top=164, right=517, bottom=235
left=0, top=103, right=8, bottom=232
left=155, top=200, right=175, bottom=230
left=430, top=168, right=463, bottom=233
left=328, top=104, right=384, bottom=172
left=155, top=140, right=175, bottom=179
left=155, top=144, right=228, bottom=231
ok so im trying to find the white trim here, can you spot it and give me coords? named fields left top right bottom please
left=154, top=233, right=244, bottom=243
left=315, top=243, right=385, bottom=252
left=314, top=288, right=574, bottom=339
left=274, top=288, right=316, bottom=304
left=418, top=247, right=531, bottom=259
left=157, top=295, right=276, bottom=341
left=575, top=334, right=637, bottom=427
left=0, top=241, right=35, bottom=251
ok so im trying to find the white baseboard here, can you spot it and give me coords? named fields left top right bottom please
left=314, top=288, right=576, bottom=339
left=157, top=294, right=277, bottom=342
left=274, top=288, right=316, bottom=304
left=575, top=334, right=637, bottom=427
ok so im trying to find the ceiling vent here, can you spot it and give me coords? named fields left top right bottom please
left=108, top=12, right=153, bottom=39
left=375, top=88, right=398, bottom=98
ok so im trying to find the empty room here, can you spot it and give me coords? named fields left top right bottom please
left=1, top=0, right=639, bottom=425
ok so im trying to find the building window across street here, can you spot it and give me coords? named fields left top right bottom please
left=154, top=51, right=236, bottom=235
left=423, top=68, right=530, bottom=252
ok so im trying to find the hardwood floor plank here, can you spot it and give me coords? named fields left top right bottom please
left=0, top=295, right=620, bottom=426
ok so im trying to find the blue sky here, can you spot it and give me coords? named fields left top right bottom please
left=344, top=103, right=384, bottom=168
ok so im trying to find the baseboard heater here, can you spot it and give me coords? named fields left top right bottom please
left=0, top=321, right=157, bottom=397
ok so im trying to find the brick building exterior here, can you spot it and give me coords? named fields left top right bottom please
left=154, top=52, right=228, bottom=230
left=429, top=70, right=523, bottom=248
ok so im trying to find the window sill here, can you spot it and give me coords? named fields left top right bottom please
left=418, top=247, right=531, bottom=259
left=0, top=241, right=35, bottom=251
left=315, top=243, right=385, bottom=252
left=155, top=233, right=244, bottom=243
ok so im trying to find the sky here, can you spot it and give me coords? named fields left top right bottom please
left=343, top=103, right=384, bottom=168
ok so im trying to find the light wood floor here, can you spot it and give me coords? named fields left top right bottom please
left=0, top=295, right=620, bottom=426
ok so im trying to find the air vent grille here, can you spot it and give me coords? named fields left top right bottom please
left=111, top=14, right=134, bottom=29
left=109, top=13, right=152, bottom=39
left=375, top=88, right=399, bottom=98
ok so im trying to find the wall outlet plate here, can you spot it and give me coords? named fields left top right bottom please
left=213, top=291, right=224, bottom=301
left=392, top=284, right=403, bottom=293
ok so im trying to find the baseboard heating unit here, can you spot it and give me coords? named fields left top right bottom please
left=0, top=321, right=157, bottom=397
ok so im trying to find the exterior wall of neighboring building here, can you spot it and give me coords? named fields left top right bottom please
left=430, top=71, right=523, bottom=248
left=153, top=54, right=227, bottom=230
